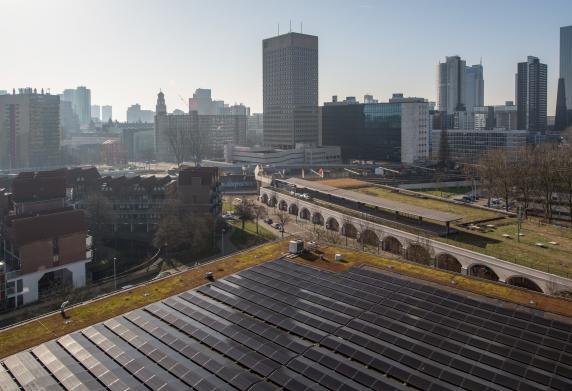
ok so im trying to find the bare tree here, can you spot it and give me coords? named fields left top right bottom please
left=533, top=144, right=560, bottom=222
left=83, top=193, right=113, bottom=241
left=357, top=219, right=373, bottom=251
left=165, top=127, right=188, bottom=167
left=235, top=199, right=255, bottom=230
left=252, top=204, right=267, bottom=234
left=275, top=209, right=290, bottom=239
left=324, top=227, right=341, bottom=245
left=340, top=215, right=355, bottom=247
left=188, top=125, right=209, bottom=166
left=153, top=205, right=213, bottom=255
left=511, top=146, right=535, bottom=217
left=405, top=237, right=435, bottom=267
left=557, top=144, right=572, bottom=224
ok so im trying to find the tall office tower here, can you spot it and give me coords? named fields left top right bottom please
left=560, top=26, right=572, bottom=110
left=101, top=105, right=113, bottom=122
left=61, top=86, right=92, bottom=127
left=555, top=78, right=568, bottom=132
left=0, top=89, right=61, bottom=169
left=91, top=105, right=101, bottom=121
left=263, top=32, right=319, bottom=149
left=516, top=56, right=547, bottom=132
left=464, top=64, right=484, bottom=113
left=436, top=56, right=466, bottom=113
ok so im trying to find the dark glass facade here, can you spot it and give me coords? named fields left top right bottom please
left=322, top=103, right=402, bottom=162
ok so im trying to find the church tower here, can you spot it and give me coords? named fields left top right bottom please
left=156, top=91, right=167, bottom=115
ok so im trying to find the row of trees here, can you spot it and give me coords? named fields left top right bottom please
left=476, top=143, right=572, bottom=223
left=165, top=125, right=208, bottom=167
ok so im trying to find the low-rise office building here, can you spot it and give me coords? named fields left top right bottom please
left=224, top=143, right=341, bottom=166
left=321, top=94, right=430, bottom=164
left=431, top=129, right=528, bottom=163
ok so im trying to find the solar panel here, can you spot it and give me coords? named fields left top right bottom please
left=2, top=258, right=571, bottom=390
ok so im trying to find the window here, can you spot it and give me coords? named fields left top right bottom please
left=16, top=279, right=23, bottom=293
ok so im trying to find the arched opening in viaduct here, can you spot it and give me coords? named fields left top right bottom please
left=405, top=244, right=432, bottom=266
left=469, top=264, right=500, bottom=282
left=326, top=217, right=339, bottom=231
left=288, top=203, right=299, bottom=216
left=268, top=196, right=277, bottom=207
left=359, top=229, right=379, bottom=247
left=312, top=212, right=324, bottom=226
left=382, top=236, right=403, bottom=255
left=300, top=208, right=311, bottom=221
left=435, top=253, right=462, bottom=273
left=278, top=200, right=288, bottom=211
left=342, top=223, right=358, bottom=239
left=506, top=276, right=543, bottom=293
left=260, top=193, right=268, bottom=204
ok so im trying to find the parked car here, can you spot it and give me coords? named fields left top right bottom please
left=265, top=218, right=273, bottom=224
left=273, top=223, right=282, bottom=230
left=300, top=193, right=311, bottom=200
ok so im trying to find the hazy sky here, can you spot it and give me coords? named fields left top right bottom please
left=2, top=0, right=571, bottom=121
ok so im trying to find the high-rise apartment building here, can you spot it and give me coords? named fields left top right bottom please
left=61, top=87, right=91, bottom=127
left=102, top=105, right=113, bottom=122
left=560, top=26, right=572, bottom=110
left=437, top=56, right=484, bottom=115
left=91, top=105, right=101, bottom=121
left=263, top=32, right=319, bottom=149
left=0, top=89, right=61, bottom=169
left=516, top=56, right=547, bottom=132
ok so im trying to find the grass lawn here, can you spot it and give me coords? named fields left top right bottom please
left=417, top=186, right=472, bottom=199
left=299, top=245, right=572, bottom=318
left=443, top=219, right=572, bottom=278
left=0, top=240, right=288, bottom=359
left=355, top=186, right=500, bottom=223
left=229, top=220, right=276, bottom=249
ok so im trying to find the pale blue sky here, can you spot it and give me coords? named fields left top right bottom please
left=1, top=0, right=571, bottom=120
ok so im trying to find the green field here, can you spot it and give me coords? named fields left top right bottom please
left=229, top=220, right=276, bottom=249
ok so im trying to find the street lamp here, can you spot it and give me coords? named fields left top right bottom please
left=221, top=229, right=225, bottom=256
left=113, top=257, right=117, bottom=290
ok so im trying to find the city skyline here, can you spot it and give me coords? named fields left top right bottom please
left=2, top=0, right=572, bottom=120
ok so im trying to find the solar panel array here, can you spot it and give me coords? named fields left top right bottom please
left=2, top=259, right=572, bottom=390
